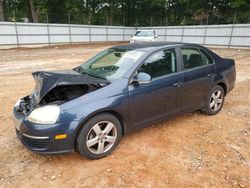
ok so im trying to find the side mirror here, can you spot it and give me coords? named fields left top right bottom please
left=133, top=72, right=151, bottom=84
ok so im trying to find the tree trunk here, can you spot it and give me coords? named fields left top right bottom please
left=122, top=0, right=125, bottom=26
left=108, top=0, right=114, bottom=25
left=28, top=0, right=38, bottom=22
left=0, top=0, right=4, bottom=21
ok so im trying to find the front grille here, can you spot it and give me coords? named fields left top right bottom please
left=22, top=134, right=50, bottom=150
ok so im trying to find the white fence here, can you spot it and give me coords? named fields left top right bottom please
left=0, top=22, right=250, bottom=48
left=139, top=24, right=250, bottom=47
left=0, top=22, right=135, bottom=47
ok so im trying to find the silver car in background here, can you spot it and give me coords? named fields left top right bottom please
left=130, top=30, right=158, bottom=43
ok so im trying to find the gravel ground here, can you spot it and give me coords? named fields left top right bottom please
left=0, top=43, right=249, bottom=188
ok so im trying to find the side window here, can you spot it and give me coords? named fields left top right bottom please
left=138, top=48, right=177, bottom=79
left=200, top=49, right=214, bottom=64
left=181, top=48, right=210, bottom=70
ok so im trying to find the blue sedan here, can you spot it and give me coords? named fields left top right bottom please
left=13, top=42, right=236, bottom=159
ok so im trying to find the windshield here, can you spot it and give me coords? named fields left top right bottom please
left=135, top=30, right=154, bottom=37
left=76, top=48, right=145, bottom=81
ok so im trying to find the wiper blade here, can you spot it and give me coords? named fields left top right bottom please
left=73, top=66, right=108, bottom=81
left=73, top=67, right=89, bottom=76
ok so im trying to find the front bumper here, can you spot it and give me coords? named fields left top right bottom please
left=12, top=107, right=78, bottom=154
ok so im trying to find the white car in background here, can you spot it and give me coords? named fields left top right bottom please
left=130, top=30, right=158, bottom=43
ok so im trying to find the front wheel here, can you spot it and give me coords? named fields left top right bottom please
left=77, top=113, right=122, bottom=160
left=202, top=85, right=225, bottom=115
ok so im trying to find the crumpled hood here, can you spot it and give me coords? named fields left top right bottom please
left=32, top=70, right=109, bottom=103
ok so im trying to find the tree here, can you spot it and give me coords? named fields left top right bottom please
left=231, top=0, right=250, bottom=23
left=0, top=0, right=250, bottom=25
left=0, top=0, right=4, bottom=21
left=28, top=0, right=38, bottom=22
left=108, top=0, right=114, bottom=25
left=47, top=0, right=67, bottom=23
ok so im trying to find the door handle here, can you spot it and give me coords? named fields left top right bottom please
left=207, top=74, right=214, bottom=78
left=173, top=82, right=182, bottom=87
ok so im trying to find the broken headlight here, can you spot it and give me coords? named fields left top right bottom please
left=27, top=105, right=60, bottom=124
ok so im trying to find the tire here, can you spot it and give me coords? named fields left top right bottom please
left=77, top=113, right=122, bottom=160
left=202, top=85, right=225, bottom=115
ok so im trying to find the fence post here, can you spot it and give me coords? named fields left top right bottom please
left=165, top=18, right=168, bottom=41
left=106, top=17, right=108, bottom=43
left=203, top=15, right=209, bottom=45
left=228, top=12, right=236, bottom=48
left=13, top=11, right=19, bottom=48
left=181, top=16, right=185, bottom=42
left=135, top=18, right=138, bottom=30
left=165, top=27, right=167, bottom=41
left=88, top=16, right=91, bottom=43
left=68, top=13, right=72, bottom=45
left=46, top=13, right=51, bottom=45
left=123, top=27, right=125, bottom=41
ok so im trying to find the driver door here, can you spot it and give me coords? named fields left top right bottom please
left=128, top=48, right=182, bottom=129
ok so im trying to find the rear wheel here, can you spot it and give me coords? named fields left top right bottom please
left=77, top=113, right=122, bottom=160
left=202, top=85, right=225, bottom=115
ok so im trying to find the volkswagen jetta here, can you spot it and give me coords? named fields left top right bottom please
left=13, top=42, right=236, bottom=159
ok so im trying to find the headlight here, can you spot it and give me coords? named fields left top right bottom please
left=28, top=105, right=60, bottom=124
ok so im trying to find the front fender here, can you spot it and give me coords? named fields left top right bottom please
left=60, top=92, right=130, bottom=142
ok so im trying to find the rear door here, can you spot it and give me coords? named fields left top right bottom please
left=179, top=47, right=216, bottom=112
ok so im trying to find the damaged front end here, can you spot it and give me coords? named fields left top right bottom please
left=14, top=70, right=109, bottom=119
left=14, top=94, right=37, bottom=129
left=33, top=70, right=109, bottom=105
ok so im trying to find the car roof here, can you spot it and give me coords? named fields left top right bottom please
left=112, top=42, right=201, bottom=52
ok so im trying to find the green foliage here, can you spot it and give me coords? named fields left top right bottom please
left=1, top=0, right=250, bottom=25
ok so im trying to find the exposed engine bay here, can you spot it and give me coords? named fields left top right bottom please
left=40, top=84, right=103, bottom=105
left=14, top=70, right=109, bottom=116
left=15, top=95, right=37, bottom=116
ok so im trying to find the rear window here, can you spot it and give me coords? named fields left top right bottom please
left=135, top=31, right=154, bottom=37
left=181, top=48, right=212, bottom=70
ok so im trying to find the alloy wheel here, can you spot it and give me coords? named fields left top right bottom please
left=86, top=121, right=117, bottom=154
left=209, top=89, right=223, bottom=112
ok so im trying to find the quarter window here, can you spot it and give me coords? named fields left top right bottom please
left=138, top=49, right=177, bottom=79
left=181, top=48, right=211, bottom=70
left=200, top=49, right=214, bottom=64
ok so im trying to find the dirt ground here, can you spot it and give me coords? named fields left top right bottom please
left=0, top=43, right=249, bottom=188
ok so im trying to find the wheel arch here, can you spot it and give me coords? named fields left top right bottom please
left=74, top=110, right=126, bottom=149
left=216, top=82, right=227, bottom=95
